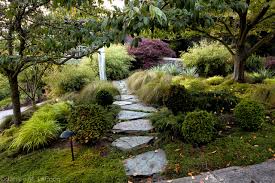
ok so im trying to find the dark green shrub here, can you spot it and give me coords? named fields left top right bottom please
left=96, top=90, right=114, bottom=106
left=181, top=40, right=232, bottom=77
left=68, top=105, right=114, bottom=144
left=77, top=81, right=119, bottom=105
left=165, top=85, right=193, bottom=114
left=182, top=111, right=218, bottom=145
left=150, top=108, right=184, bottom=138
left=234, top=100, right=265, bottom=131
left=191, top=91, right=239, bottom=114
left=245, top=54, right=265, bottom=72
left=59, top=74, right=87, bottom=92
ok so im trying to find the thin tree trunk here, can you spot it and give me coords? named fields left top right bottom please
left=8, top=75, right=22, bottom=126
left=233, top=55, right=245, bottom=82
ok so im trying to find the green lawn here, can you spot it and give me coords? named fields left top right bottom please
left=0, top=143, right=127, bottom=183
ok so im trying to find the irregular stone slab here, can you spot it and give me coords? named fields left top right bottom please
left=121, top=103, right=157, bottom=112
left=161, top=159, right=275, bottom=183
left=113, top=119, right=153, bottom=133
left=112, top=136, right=154, bottom=151
left=115, top=95, right=137, bottom=101
left=118, top=110, right=151, bottom=120
left=113, top=101, right=133, bottom=106
left=124, top=149, right=167, bottom=176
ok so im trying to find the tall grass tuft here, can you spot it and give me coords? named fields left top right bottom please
left=10, top=102, right=70, bottom=151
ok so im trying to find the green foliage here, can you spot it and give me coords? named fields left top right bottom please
left=91, top=44, right=135, bottom=80
left=127, top=71, right=157, bottom=91
left=68, top=105, right=114, bottom=144
left=263, top=78, right=275, bottom=85
left=0, top=74, right=9, bottom=101
left=150, top=63, right=183, bottom=76
left=249, top=69, right=275, bottom=84
left=191, top=90, right=239, bottom=114
left=44, top=65, right=96, bottom=96
left=245, top=54, right=265, bottom=72
left=150, top=108, right=184, bottom=138
left=0, top=97, right=12, bottom=110
left=181, top=41, right=232, bottom=77
left=95, top=90, right=114, bottom=106
left=205, top=76, right=225, bottom=85
left=248, top=85, right=275, bottom=109
left=165, top=85, right=192, bottom=114
left=234, top=100, right=265, bottom=131
left=10, top=102, right=70, bottom=151
left=182, top=111, right=218, bottom=145
left=179, top=78, right=209, bottom=91
left=77, top=81, right=119, bottom=105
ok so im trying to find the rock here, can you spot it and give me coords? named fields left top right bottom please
left=113, top=101, right=133, bottom=106
left=124, top=149, right=167, bottom=176
left=118, top=110, right=151, bottom=120
left=113, top=119, right=154, bottom=133
left=121, top=103, right=157, bottom=112
left=112, top=136, right=154, bottom=151
left=115, top=95, right=137, bottom=101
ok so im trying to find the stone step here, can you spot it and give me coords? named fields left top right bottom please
left=113, top=119, right=154, bottom=133
left=124, top=149, right=167, bottom=176
left=115, top=95, right=137, bottom=101
left=112, top=136, right=154, bottom=151
left=118, top=110, right=151, bottom=121
left=113, top=101, right=133, bottom=106
left=121, top=103, right=157, bottom=113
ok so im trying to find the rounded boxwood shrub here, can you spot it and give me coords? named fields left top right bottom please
left=234, top=100, right=265, bottom=131
left=164, top=85, right=193, bottom=114
left=182, top=111, right=218, bottom=145
left=68, top=105, right=113, bottom=144
left=96, top=90, right=114, bottom=106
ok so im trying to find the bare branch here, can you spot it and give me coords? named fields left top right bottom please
left=248, top=31, right=275, bottom=55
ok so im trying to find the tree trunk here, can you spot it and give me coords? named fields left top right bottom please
left=8, top=75, right=22, bottom=126
left=233, top=55, right=245, bottom=82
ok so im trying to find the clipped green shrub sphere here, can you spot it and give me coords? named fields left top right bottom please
left=165, top=85, right=192, bottom=114
left=68, top=105, right=113, bottom=144
left=182, top=111, right=218, bottom=145
left=95, top=90, right=114, bottom=106
left=234, top=100, right=265, bottom=131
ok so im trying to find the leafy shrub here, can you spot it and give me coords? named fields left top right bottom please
left=95, top=90, right=114, bottom=106
left=182, top=111, right=218, bottom=145
left=191, top=91, right=239, bottom=114
left=77, top=81, right=119, bottom=105
left=128, top=39, right=176, bottom=69
left=150, top=63, right=183, bottom=76
left=10, top=102, right=70, bottom=151
left=205, top=76, right=225, bottom=85
left=91, top=44, right=135, bottom=80
left=249, top=69, right=275, bottom=83
left=150, top=108, right=184, bottom=138
left=0, top=74, right=9, bottom=101
left=44, top=64, right=95, bottom=96
left=181, top=40, right=232, bottom=77
left=263, top=78, right=275, bottom=85
left=234, top=100, right=265, bottom=131
left=165, top=85, right=193, bottom=114
left=68, top=105, right=114, bottom=144
left=179, top=78, right=209, bottom=91
left=245, top=54, right=265, bottom=72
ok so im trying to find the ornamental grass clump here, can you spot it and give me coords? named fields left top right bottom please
left=10, top=102, right=70, bottom=151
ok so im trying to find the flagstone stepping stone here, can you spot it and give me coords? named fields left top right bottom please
left=124, top=149, right=167, bottom=176
left=112, top=136, right=154, bottom=151
left=118, top=110, right=151, bottom=120
left=121, top=103, right=157, bottom=112
left=113, top=101, right=133, bottom=106
left=115, top=95, right=137, bottom=101
left=113, top=119, right=153, bottom=133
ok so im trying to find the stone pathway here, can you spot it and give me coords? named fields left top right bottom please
left=112, top=80, right=167, bottom=178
